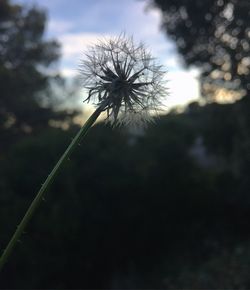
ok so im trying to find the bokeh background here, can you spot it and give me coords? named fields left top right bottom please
left=1, top=0, right=250, bottom=288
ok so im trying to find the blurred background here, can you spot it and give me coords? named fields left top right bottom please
left=1, top=0, right=250, bottom=288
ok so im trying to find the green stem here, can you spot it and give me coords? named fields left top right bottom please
left=0, top=105, right=104, bottom=272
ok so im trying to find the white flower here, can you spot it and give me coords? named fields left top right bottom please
left=80, top=34, right=167, bottom=126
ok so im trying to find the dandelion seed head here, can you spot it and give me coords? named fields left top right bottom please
left=80, top=34, right=167, bottom=126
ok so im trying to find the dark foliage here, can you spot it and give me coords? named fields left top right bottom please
left=1, top=98, right=250, bottom=288
left=149, top=0, right=250, bottom=99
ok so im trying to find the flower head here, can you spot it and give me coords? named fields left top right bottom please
left=80, top=34, right=167, bottom=126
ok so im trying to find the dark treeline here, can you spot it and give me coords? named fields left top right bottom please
left=1, top=0, right=250, bottom=288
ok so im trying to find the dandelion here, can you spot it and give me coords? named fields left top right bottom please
left=0, top=34, right=167, bottom=271
left=80, top=34, right=167, bottom=126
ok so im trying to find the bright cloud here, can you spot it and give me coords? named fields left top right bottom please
left=58, top=32, right=113, bottom=77
left=167, top=70, right=200, bottom=108
left=49, top=19, right=74, bottom=34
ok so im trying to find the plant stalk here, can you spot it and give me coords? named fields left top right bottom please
left=0, top=104, right=104, bottom=272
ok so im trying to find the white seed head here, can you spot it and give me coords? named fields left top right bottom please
left=80, top=34, right=167, bottom=126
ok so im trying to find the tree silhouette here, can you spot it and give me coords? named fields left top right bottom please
left=150, top=0, right=250, bottom=100
left=0, top=0, right=72, bottom=150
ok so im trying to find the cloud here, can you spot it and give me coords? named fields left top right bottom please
left=61, top=68, right=78, bottom=78
left=166, top=70, right=200, bottom=108
left=58, top=32, right=113, bottom=70
left=113, top=1, right=177, bottom=65
left=164, top=57, right=182, bottom=70
left=49, top=19, right=74, bottom=34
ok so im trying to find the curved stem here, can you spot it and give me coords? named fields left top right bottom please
left=0, top=105, right=103, bottom=272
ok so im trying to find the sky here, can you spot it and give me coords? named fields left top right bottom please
left=17, top=0, right=200, bottom=109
